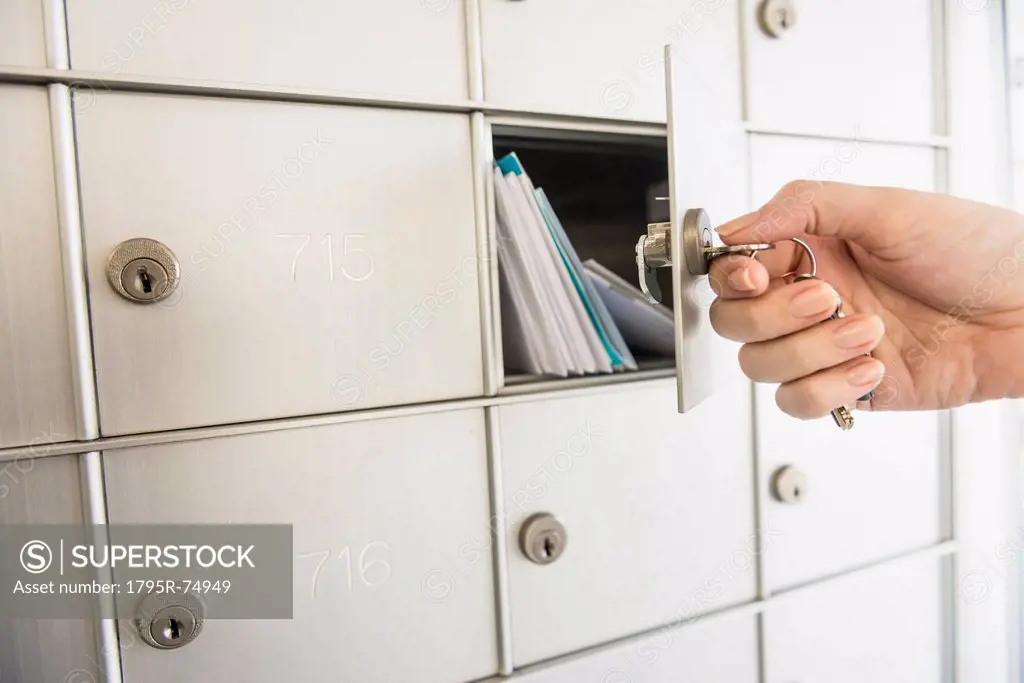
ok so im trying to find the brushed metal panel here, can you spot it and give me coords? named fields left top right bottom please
left=103, top=409, right=498, bottom=683
left=75, top=92, right=483, bottom=435
left=66, top=0, right=469, bottom=102
left=498, top=380, right=756, bottom=665
left=0, top=0, right=46, bottom=68
left=0, top=455, right=100, bottom=683
left=0, top=85, right=77, bottom=448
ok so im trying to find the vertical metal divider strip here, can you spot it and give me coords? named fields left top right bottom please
left=472, top=113, right=500, bottom=396
left=482, top=117, right=505, bottom=393
left=933, top=1, right=956, bottom=682
left=42, top=0, right=70, bottom=69
left=46, top=7, right=115, bottom=677
left=484, top=407, right=514, bottom=675
left=737, top=3, right=769, bottom=678
left=79, top=452, right=123, bottom=683
left=464, top=0, right=485, bottom=103
left=48, top=83, right=99, bottom=441
left=940, top=406, right=957, bottom=683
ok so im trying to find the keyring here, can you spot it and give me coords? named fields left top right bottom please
left=780, top=237, right=817, bottom=281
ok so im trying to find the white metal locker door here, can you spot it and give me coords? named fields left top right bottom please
left=0, top=85, right=78, bottom=449
left=0, top=456, right=102, bottom=683
left=75, top=92, right=484, bottom=435
left=763, top=558, right=948, bottom=682
left=663, top=45, right=748, bottom=412
left=743, top=0, right=934, bottom=139
left=103, top=409, right=499, bottom=683
left=65, top=0, right=470, bottom=102
left=0, top=0, right=47, bottom=68
left=498, top=380, right=757, bottom=666
left=749, top=134, right=945, bottom=590
left=503, top=617, right=759, bottom=683
left=480, top=0, right=741, bottom=122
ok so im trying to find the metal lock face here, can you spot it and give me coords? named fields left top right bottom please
left=770, top=464, right=807, bottom=504
left=135, top=592, right=205, bottom=650
left=758, top=0, right=798, bottom=38
left=519, top=512, right=567, bottom=565
left=107, top=238, right=180, bottom=303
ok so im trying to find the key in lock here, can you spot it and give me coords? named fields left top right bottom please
left=635, top=207, right=774, bottom=304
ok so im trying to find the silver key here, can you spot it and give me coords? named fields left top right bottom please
left=793, top=273, right=869, bottom=431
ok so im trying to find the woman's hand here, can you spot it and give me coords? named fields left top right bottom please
left=708, top=180, right=1024, bottom=418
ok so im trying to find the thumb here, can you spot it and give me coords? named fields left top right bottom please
left=714, top=180, right=893, bottom=250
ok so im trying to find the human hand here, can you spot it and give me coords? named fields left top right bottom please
left=708, top=181, right=1024, bottom=418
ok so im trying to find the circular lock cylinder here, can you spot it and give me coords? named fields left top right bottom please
left=681, top=208, right=715, bottom=276
left=107, top=238, right=180, bottom=303
left=758, top=0, right=798, bottom=38
left=135, top=592, right=205, bottom=650
left=519, top=512, right=567, bottom=565
left=770, top=464, right=807, bottom=504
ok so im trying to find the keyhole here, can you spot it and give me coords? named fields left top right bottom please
left=136, top=266, right=153, bottom=294
left=162, top=617, right=181, bottom=641
left=792, top=485, right=801, bottom=499
left=542, top=536, right=556, bottom=558
left=776, top=9, right=790, bottom=28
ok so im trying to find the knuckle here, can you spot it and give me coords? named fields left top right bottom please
left=741, top=304, right=769, bottom=341
left=776, top=381, right=829, bottom=420
left=707, top=269, right=727, bottom=296
left=708, top=299, right=726, bottom=335
left=737, top=344, right=764, bottom=381
left=799, top=382, right=833, bottom=419
left=777, top=179, right=803, bottom=198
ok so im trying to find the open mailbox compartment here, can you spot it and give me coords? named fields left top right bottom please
left=487, top=122, right=678, bottom=391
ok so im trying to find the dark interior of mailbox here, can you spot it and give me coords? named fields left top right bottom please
left=492, top=126, right=674, bottom=371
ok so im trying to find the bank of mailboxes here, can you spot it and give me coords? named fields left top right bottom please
left=1, top=1, right=948, bottom=681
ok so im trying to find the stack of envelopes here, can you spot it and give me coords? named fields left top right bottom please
left=494, top=152, right=674, bottom=377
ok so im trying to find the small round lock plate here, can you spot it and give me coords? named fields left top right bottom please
left=770, top=464, right=807, bottom=504
left=758, top=0, right=798, bottom=38
left=135, top=592, right=204, bottom=650
left=682, top=208, right=714, bottom=276
left=519, top=512, right=567, bottom=565
left=107, top=238, right=180, bottom=303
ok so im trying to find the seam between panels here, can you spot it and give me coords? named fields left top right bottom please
left=484, top=407, right=514, bottom=675
left=79, top=452, right=123, bottom=683
left=464, top=0, right=485, bottom=102
left=471, top=112, right=499, bottom=396
left=41, top=0, right=70, bottom=70
left=48, top=83, right=100, bottom=441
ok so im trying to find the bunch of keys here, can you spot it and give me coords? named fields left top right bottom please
left=636, top=208, right=872, bottom=431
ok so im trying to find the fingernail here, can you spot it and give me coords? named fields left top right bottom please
left=832, top=316, right=884, bottom=350
left=788, top=283, right=839, bottom=318
left=847, top=359, right=885, bottom=387
left=715, top=210, right=759, bottom=236
left=728, top=266, right=756, bottom=292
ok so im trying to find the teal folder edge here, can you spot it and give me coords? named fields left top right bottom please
left=534, top=189, right=634, bottom=370
left=496, top=153, right=524, bottom=177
